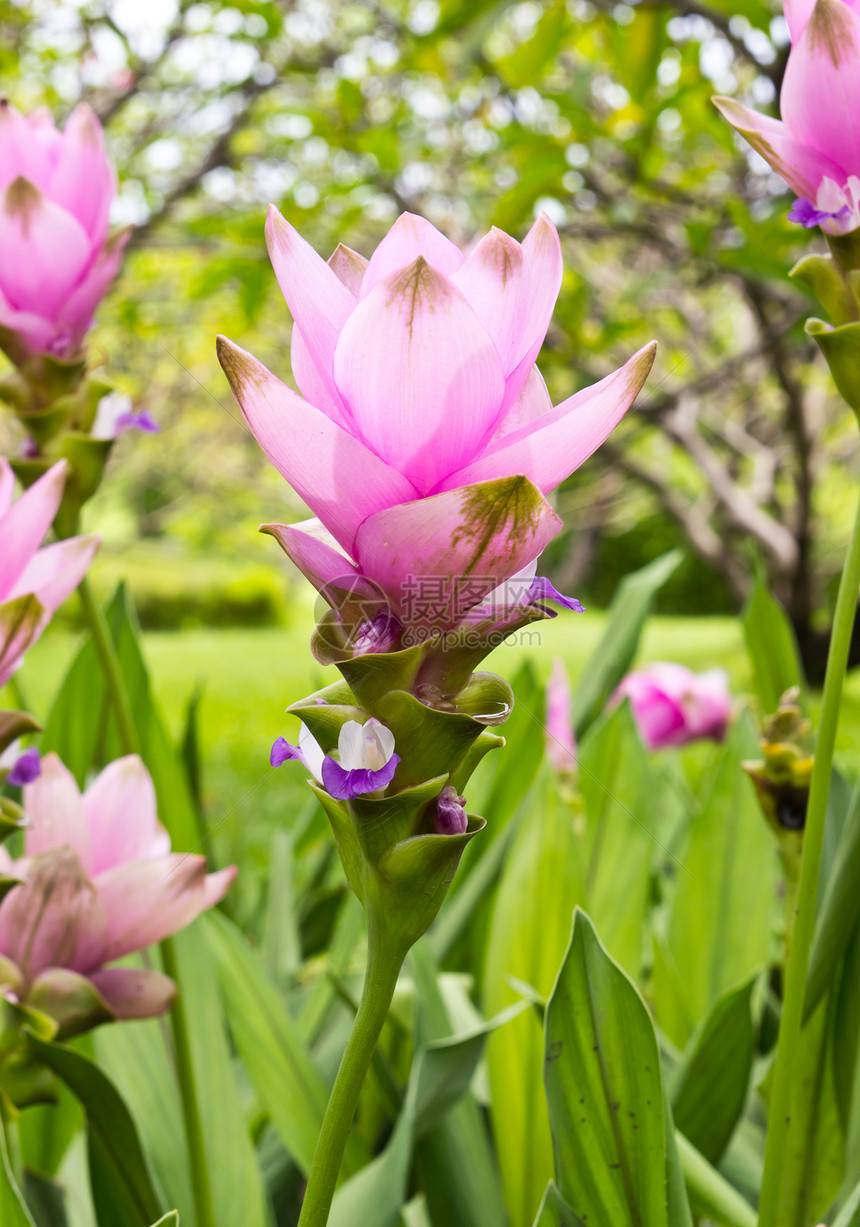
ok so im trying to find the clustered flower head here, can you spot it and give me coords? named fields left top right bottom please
left=0, top=100, right=127, bottom=361
left=714, top=0, right=860, bottom=235
left=218, top=209, right=655, bottom=646
left=0, top=457, right=99, bottom=688
left=0, top=753, right=235, bottom=1037
left=610, top=663, right=732, bottom=751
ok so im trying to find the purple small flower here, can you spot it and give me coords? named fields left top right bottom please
left=116, top=410, right=160, bottom=435
left=527, top=576, right=585, bottom=613
left=353, top=612, right=402, bottom=654
left=271, top=718, right=399, bottom=802
left=435, top=785, right=468, bottom=835
left=788, top=197, right=851, bottom=229
left=92, top=392, right=159, bottom=440
left=7, top=747, right=41, bottom=787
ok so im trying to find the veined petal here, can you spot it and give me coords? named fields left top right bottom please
left=0, top=178, right=92, bottom=318
left=0, top=457, right=15, bottom=517
left=0, top=848, right=108, bottom=979
left=23, top=752, right=91, bottom=873
left=784, top=0, right=817, bottom=40
left=0, top=459, right=66, bottom=602
left=497, top=212, right=564, bottom=411
left=88, top=966, right=176, bottom=1020
left=0, top=594, right=43, bottom=689
left=48, top=104, right=115, bottom=244
left=780, top=0, right=860, bottom=175
left=354, top=475, right=562, bottom=629
left=265, top=206, right=354, bottom=412
left=60, top=227, right=130, bottom=355
left=217, top=336, right=417, bottom=553
left=712, top=97, right=845, bottom=199
left=329, top=243, right=368, bottom=294
left=333, top=258, right=506, bottom=493
left=452, top=228, right=528, bottom=374
left=96, top=855, right=236, bottom=962
left=0, top=101, right=57, bottom=194
left=8, top=534, right=100, bottom=613
left=491, top=366, right=553, bottom=442
left=360, top=212, right=464, bottom=296
left=83, top=755, right=170, bottom=875
left=439, top=342, right=656, bottom=496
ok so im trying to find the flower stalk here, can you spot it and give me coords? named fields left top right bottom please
left=758, top=469, right=860, bottom=1226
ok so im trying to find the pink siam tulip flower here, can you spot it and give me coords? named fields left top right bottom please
left=545, top=657, right=577, bottom=772
left=0, top=753, right=235, bottom=1031
left=218, top=210, right=656, bottom=637
left=0, top=100, right=128, bottom=360
left=714, top=0, right=860, bottom=234
left=0, top=457, right=99, bottom=689
left=610, top=663, right=732, bottom=752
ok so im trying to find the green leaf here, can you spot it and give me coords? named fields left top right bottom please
left=202, top=909, right=365, bottom=1179
left=832, top=1178, right=860, bottom=1227
left=0, top=1121, right=37, bottom=1227
left=22, top=1172, right=69, bottom=1227
left=532, top=1182, right=586, bottom=1227
left=807, top=317, right=860, bottom=415
left=573, top=550, right=682, bottom=738
left=484, top=766, right=585, bottom=1227
left=807, top=775, right=860, bottom=1020
left=150, top=1216, right=180, bottom=1226
left=28, top=1036, right=163, bottom=1227
left=669, top=976, right=756, bottom=1164
left=654, top=713, right=777, bottom=1046
left=543, top=909, right=672, bottom=1226
left=675, top=1133, right=757, bottom=1227
left=742, top=575, right=806, bottom=714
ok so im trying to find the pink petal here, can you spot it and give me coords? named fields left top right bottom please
left=23, top=752, right=92, bottom=872
left=0, top=101, right=57, bottom=194
left=439, top=342, right=656, bottom=496
left=83, top=755, right=170, bottom=875
left=783, top=0, right=817, bottom=40
left=261, top=518, right=362, bottom=593
left=96, top=856, right=235, bottom=961
left=333, top=258, right=506, bottom=494
left=0, top=848, right=108, bottom=979
left=0, top=459, right=67, bottom=602
left=329, top=243, right=368, bottom=294
left=451, top=228, right=529, bottom=374
left=491, top=367, right=553, bottom=442
left=0, top=594, right=44, bottom=689
left=0, top=178, right=92, bottom=318
left=360, top=212, right=464, bottom=296
left=780, top=0, right=860, bottom=175
left=289, top=243, right=368, bottom=426
left=498, top=213, right=564, bottom=411
left=8, top=533, right=100, bottom=612
left=712, top=97, right=845, bottom=199
left=354, top=475, right=563, bottom=629
left=0, top=289, right=58, bottom=356
left=48, top=104, right=115, bottom=244
left=217, top=336, right=416, bottom=554
left=546, top=658, right=576, bottom=773
left=265, top=206, right=354, bottom=413
left=59, top=226, right=130, bottom=354
left=89, top=966, right=176, bottom=1020
left=0, top=457, right=14, bottom=516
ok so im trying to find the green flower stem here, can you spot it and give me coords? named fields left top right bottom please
left=77, top=575, right=140, bottom=757
left=298, top=921, right=406, bottom=1227
left=160, top=936, right=216, bottom=1227
left=758, top=482, right=860, bottom=1227
left=76, top=579, right=214, bottom=1227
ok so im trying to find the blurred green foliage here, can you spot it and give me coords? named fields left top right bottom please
left=0, top=0, right=854, bottom=646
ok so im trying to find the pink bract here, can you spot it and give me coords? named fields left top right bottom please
left=0, top=457, right=99, bottom=688
left=610, top=663, right=732, bottom=752
left=218, top=210, right=656, bottom=632
left=0, top=101, right=128, bottom=359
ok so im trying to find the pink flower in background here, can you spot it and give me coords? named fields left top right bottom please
left=0, top=753, right=235, bottom=1031
left=0, top=457, right=99, bottom=688
left=610, top=663, right=732, bottom=751
left=714, top=0, right=860, bottom=234
left=0, top=100, right=128, bottom=359
left=218, top=210, right=655, bottom=635
left=545, top=657, right=577, bottom=772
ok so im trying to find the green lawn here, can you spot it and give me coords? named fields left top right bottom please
left=10, top=605, right=860, bottom=906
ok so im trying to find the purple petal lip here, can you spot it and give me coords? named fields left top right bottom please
left=116, top=410, right=159, bottom=435
left=7, top=746, right=41, bottom=787
left=321, top=753, right=400, bottom=801
left=271, top=737, right=302, bottom=768
left=788, top=197, right=851, bottom=227
left=527, top=576, right=585, bottom=613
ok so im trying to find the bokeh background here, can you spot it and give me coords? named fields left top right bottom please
left=3, top=0, right=857, bottom=919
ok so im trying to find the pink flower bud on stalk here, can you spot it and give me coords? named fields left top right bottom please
left=0, top=456, right=99, bottom=689
left=545, top=657, right=577, bottom=773
left=610, top=663, right=732, bottom=751
left=0, top=101, right=128, bottom=362
left=714, top=0, right=860, bottom=234
left=0, top=753, right=234, bottom=1040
